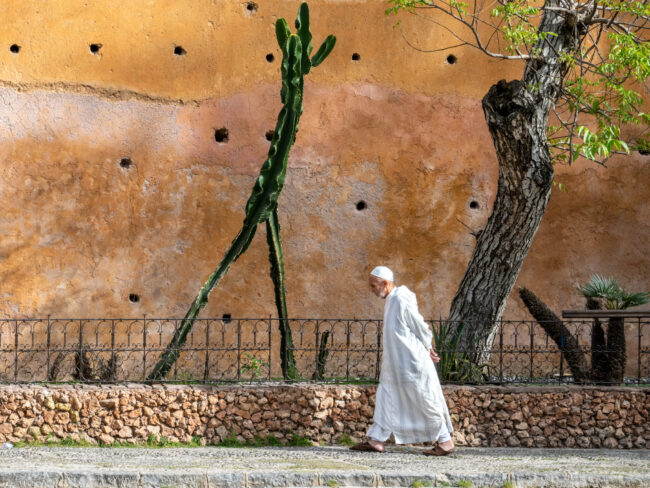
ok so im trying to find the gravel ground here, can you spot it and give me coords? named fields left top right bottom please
left=0, top=445, right=648, bottom=487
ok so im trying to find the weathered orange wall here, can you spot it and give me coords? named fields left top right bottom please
left=0, top=0, right=647, bottom=321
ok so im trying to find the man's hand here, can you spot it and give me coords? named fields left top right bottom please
left=429, top=349, right=440, bottom=363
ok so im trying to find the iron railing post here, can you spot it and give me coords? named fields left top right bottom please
left=13, top=320, right=18, bottom=382
left=345, top=320, right=351, bottom=381
left=268, top=317, right=272, bottom=380
left=204, top=319, right=210, bottom=382
left=559, top=334, right=564, bottom=385
left=529, top=321, right=534, bottom=382
left=638, top=318, right=642, bottom=385
left=237, top=319, right=241, bottom=381
left=111, top=319, right=115, bottom=382
left=173, top=319, right=179, bottom=381
left=499, top=324, right=503, bottom=383
left=143, top=315, right=147, bottom=381
left=314, top=319, right=320, bottom=376
left=46, top=316, right=51, bottom=382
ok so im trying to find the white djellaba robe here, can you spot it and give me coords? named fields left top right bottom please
left=367, top=285, right=453, bottom=444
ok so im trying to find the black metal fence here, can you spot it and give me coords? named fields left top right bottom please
left=0, top=317, right=648, bottom=385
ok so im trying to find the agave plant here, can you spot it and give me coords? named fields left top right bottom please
left=432, top=322, right=487, bottom=383
left=579, top=275, right=648, bottom=384
left=579, top=275, right=649, bottom=310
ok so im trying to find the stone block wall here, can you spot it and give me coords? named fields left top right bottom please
left=0, top=384, right=647, bottom=449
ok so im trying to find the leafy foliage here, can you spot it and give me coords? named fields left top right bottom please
left=386, top=0, right=650, bottom=168
left=240, top=353, right=271, bottom=382
left=432, top=322, right=487, bottom=383
left=579, top=275, right=649, bottom=310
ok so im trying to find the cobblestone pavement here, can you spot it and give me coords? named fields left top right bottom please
left=0, top=445, right=648, bottom=487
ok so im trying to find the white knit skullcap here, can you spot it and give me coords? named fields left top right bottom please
left=370, top=266, right=394, bottom=282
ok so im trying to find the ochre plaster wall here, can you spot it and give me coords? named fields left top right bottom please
left=0, top=0, right=647, bottom=323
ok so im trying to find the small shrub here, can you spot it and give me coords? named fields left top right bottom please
left=411, top=480, right=433, bottom=488
left=285, top=434, right=313, bottom=447
left=336, top=434, right=355, bottom=447
left=217, top=432, right=247, bottom=447
left=240, top=353, right=270, bottom=382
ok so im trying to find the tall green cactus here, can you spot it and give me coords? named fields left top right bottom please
left=148, top=3, right=336, bottom=381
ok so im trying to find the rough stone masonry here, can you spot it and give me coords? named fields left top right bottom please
left=0, top=384, right=647, bottom=449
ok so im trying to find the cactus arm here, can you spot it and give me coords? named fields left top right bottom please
left=295, top=2, right=313, bottom=74
left=265, top=208, right=296, bottom=378
left=310, top=35, right=336, bottom=68
left=276, top=18, right=292, bottom=104
left=146, top=223, right=257, bottom=381
left=276, top=18, right=291, bottom=54
left=244, top=34, right=303, bottom=226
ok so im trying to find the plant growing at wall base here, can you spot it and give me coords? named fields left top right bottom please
left=432, top=322, right=487, bottom=383
left=579, top=275, right=648, bottom=383
left=147, top=3, right=335, bottom=381
left=519, top=277, right=648, bottom=384
left=240, top=353, right=270, bottom=383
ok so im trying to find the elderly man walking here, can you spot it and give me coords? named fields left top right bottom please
left=351, top=266, right=455, bottom=456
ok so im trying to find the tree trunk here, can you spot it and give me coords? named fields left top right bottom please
left=518, top=287, right=590, bottom=383
left=591, top=320, right=609, bottom=384
left=447, top=78, right=554, bottom=363
left=586, top=297, right=610, bottom=384
left=606, top=317, right=626, bottom=384
left=447, top=2, right=587, bottom=364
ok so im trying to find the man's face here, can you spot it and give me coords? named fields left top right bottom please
left=369, top=276, right=388, bottom=299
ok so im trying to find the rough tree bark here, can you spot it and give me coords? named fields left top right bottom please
left=607, top=317, right=626, bottom=384
left=447, top=1, right=592, bottom=363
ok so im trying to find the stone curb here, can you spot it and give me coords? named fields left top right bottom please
left=1, top=470, right=649, bottom=487
left=0, top=446, right=647, bottom=487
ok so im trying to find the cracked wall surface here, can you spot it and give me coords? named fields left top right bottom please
left=0, top=0, right=647, bottom=323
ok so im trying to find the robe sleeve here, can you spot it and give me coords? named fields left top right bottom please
left=399, top=296, right=433, bottom=351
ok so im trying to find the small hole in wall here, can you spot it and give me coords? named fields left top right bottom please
left=214, top=127, right=229, bottom=143
left=174, top=45, right=187, bottom=56
left=639, top=149, right=650, bottom=156
left=119, top=157, right=132, bottom=169
left=469, top=200, right=480, bottom=209
left=351, top=53, right=360, bottom=61
left=129, top=294, right=140, bottom=303
left=265, top=130, right=275, bottom=141
left=246, top=2, right=258, bottom=12
left=222, top=313, right=232, bottom=323
left=356, top=200, right=367, bottom=211
left=266, top=53, right=275, bottom=63
left=89, top=43, right=102, bottom=54
left=9, top=44, right=20, bottom=54
left=446, top=54, right=458, bottom=64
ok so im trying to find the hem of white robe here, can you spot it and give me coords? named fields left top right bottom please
left=367, top=421, right=453, bottom=445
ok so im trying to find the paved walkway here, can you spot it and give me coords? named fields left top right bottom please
left=0, top=445, right=648, bottom=487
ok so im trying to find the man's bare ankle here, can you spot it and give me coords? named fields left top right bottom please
left=368, top=439, right=384, bottom=450
left=439, top=440, right=454, bottom=450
